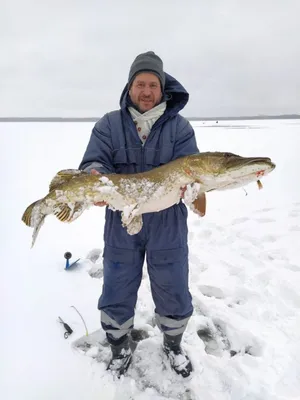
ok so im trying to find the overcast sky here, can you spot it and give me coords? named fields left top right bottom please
left=1, top=0, right=299, bottom=118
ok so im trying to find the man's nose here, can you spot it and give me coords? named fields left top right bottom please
left=143, top=86, right=151, bottom=95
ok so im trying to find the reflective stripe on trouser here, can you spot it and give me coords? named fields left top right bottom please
left=101, top=311, right=134, bottom=340
left=155, top=313, right=191, bottom=336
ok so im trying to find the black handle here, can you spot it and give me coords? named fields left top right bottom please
left=64, top=252, right=72, bottom=260
left=63, top=322, right=73, bottom=335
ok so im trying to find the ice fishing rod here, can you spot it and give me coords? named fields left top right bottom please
left=71, top=305, right=89, bottom=336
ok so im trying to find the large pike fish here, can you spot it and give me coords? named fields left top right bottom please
left=22, top=152, right=276, bottom=247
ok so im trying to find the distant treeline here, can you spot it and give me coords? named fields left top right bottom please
left=189, top=114, right=300, bottom=121
left=0, top=114, right=299, bottom=122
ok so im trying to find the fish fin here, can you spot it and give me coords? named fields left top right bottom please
left=22, top=199, right=41, bottom=226
left=49, top=169, right=87, bottom=192
left=54, top=202, right=85, bottom=223
left=54, top=203, right=72, bottom=222
left=22, top=199, right=45, bottom=247
left=123, top=215, right=143, bottom=235
left=189, top=193, right=206, bottom=217
left=120, top=205, right=139, bottom=228
left=69, top=202, right=86, bottom=222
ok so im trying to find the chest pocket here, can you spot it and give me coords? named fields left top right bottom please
left=143, top=118, right=177, bottom=169
left=144, top=144, right=173, bottom=169
left=107, top=111, right=139, bottom=173
left=112, top=147, right=142, bottom=174
left=108, top=110, right=177, bottom=173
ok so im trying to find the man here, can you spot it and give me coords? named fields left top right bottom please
left=79, top=51, right=206, bottom=378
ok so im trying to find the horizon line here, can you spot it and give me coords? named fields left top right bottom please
left=0, top=114, right=299, bottom=122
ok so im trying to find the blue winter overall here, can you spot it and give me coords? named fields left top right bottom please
left=79, top=73, right=200, bottom=342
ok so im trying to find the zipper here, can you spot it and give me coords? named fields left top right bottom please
left=141, top=145, right=145, bottom=172
left=145, top=114, right=167, bottom=144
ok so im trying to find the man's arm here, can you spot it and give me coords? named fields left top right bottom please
left=79, top=115, right=114, bottom=206
left=79, top=115, right=115, bottom=174
left=173, top=118, right=199, bottom=159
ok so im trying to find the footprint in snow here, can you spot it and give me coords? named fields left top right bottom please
left=256, top=207, right=273, bottom=213
left=198, top=285, right=226, bottom=299
left=285, top=264, right=300, bottom=272
left=197, top=322, right=230, bottom=357
left=85, top=248, right=104, bottom=278
left=254, top=217, right=275, bottom=223
left=197, top=319, right=263, bottom=358
left=86, top=248, right=102, bottom=263
left=231, top=217, right=249, bottom=225
left=88, top=263, right=103, bottom=279
left=260, top=234, right=278, bottom=243
left=288, top=211, right=299, bottom=218
left=289, top=225, right=300, bottom=232
left=189, top=253, right=209, bottom=272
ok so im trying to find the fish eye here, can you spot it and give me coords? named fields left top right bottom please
left=224, top=152, right=233, bottom=158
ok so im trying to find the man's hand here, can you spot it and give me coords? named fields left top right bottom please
left=91, top=169, right=107, bottom=207
left=180, top=186, right=187, bottom=198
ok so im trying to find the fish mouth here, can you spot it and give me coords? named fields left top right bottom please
left=238, top=157, right=276, bottom=188
left=245, top=156, right=275, bottom=166
left=230, top=157, right=276, bottom=172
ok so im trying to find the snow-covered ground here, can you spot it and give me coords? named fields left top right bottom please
left=1, top=119, right=300, bottom=400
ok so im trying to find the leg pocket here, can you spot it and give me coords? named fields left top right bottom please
left=147, top=247, right=193, bottom=318
left=99, top=246, right=145, bottom=325
left=148, top=247, right=187, bottom=264
left=103, top=245, right=140, bottom=264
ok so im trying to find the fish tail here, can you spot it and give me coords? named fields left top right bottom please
left=22, top=199, right=45, bottom=248
left=31, top=214, right=46, bottom=248
left=22, top=200, right=42, bottom=226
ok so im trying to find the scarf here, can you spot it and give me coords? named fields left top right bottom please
left=128, top=102, right=167, bottom=145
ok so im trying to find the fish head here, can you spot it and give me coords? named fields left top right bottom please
left=186, top=152, right=276, bottom=191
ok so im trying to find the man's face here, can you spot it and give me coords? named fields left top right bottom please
left=129, top=72, right=163, bottom=113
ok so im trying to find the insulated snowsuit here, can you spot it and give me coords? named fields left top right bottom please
left=79, top=72, right=200, bottom=341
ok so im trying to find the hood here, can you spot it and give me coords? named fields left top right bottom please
left=119, top=72, right=189, bottom=117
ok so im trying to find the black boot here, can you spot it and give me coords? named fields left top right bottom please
left=107, top=335, right=132, bottom=378
left=163, top=333, right=193, bottom=378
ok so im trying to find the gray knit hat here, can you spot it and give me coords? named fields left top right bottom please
left=128, top=51, right=165, bottom=89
